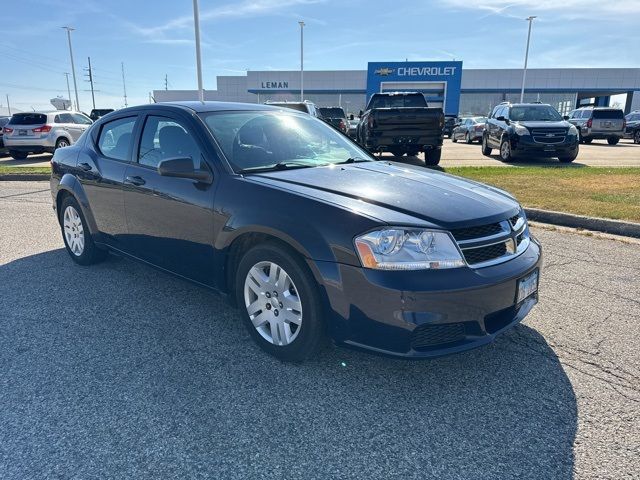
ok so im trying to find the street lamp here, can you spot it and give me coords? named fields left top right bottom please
left=193, top=0, right=204, bottom=102
left=62, top=26, right=80, bottom=111
left=299, top=21, right=305, bottom=102
left=520, top=16, right=536, bottom=103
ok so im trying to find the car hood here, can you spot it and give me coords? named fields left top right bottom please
left=517, top=120, right=570, bottom=129
left=249, top=161, right=519, bottom=228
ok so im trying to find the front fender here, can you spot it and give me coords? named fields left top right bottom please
left=56, top=174, right=99, bottom=235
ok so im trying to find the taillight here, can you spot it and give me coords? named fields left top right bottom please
left=3, top=127, right=13, bottom=134
left=586, top=118, right=592, bottom=128
left=33, top=125, right=52, bottom=133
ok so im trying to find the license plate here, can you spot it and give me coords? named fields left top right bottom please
left=604, top=121, right=612, bottom=128
left=517, top=269, right=539, bottom=303
left=544, top=145, right=555, bottom=151
left=19, top=129, right=27, bottom=136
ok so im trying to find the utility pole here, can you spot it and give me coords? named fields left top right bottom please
left=299, top=21, right=305, bottom=101
left=62, top=26, right=80, bottom=111
left=520, top=16, right=536, bottom=103
left=63, top=73, right=72, bottom=110
left=165, top=74, right=168, bottom=90
left=192, top=0, right=204, bottom=102
left=5, top=94, right=11, bottom=115
left=121, top=62, right=128, bottom=108
left=85, top=57, right=96, bottom=110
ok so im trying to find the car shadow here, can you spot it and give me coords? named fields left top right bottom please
left=486, top=154, right=588, bottom=167
left=0, top=249, right=577, bottom=479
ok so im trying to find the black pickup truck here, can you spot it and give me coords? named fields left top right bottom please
left=356, top=92, right=444, bottom=165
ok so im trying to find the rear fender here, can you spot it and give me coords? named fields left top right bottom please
left=56, top=174, right=99, bottom=235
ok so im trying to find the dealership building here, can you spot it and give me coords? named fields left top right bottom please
left=154, top=61, right=640, bottom=117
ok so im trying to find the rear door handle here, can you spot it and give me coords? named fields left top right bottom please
left=125, top=175, right=146, bottom=186
left=79, top=162, right=92, bottom=171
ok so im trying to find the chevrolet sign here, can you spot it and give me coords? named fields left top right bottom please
left=374, top=68, right=395, bottom=76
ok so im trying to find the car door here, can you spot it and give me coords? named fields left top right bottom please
left=77, top=114, right=140, bottom=248
left=122, top=112, right=217, bottom=286
left=70, top=113, right=93, bottom=142
left=487, top=107, right=502, bottom=147
left=54, top=113, right=77, bottom=142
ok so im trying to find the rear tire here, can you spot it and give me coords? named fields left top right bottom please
left=9, top=150, right=28, bottom=160
left=55, top=138, right=70, bottom=150
left=607, top=137, right=619, bottom=145
left=59, top=196, right=107, bottom=265
left=481, top=135, right=492, bottom=156
left=389, top=147, right=403, bottom=157
left=424, top=148, right=442, bottom=166
left=452, top=135, right=457, bottom=143
left=407, top=148, right=419, bottom=157
left=235, top=242, right=326, bottom=362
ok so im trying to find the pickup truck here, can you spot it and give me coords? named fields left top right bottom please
left=356, top=92, right=444, bottom=165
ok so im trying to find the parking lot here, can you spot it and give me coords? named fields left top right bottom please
left=1, top=181, right=638, bottom=479
left=2, top=137, right=639, bottom=169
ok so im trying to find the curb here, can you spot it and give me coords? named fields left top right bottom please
left=525, top=208, right=640, bottom=239
left=0, top=174, right=50, bottom=181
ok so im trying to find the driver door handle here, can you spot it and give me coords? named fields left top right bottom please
left=125, top=175, right=146, bottom=186
left=79, top=162, right=92, bottom=171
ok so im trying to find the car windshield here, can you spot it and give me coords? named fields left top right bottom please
left=509, top=106, right=562, bottom=122
left=201, top=110, right=372, bottom=173
left=593, top=109, right=624, bottom=119
left=369, top=94, right=426, bottom=109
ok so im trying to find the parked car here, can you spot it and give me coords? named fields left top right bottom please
left=624, top=111, right=640, bottom=144
left=49, top=101, right=541, bottom=362
left=264, top=100, right=323, bottom=119
left=0, top=116, right=10, bottom=156
left=482, top=102, right=579, bottom=163
left=3, top=111, right=93, bottom=159
left=451, top=116, right=487, bottom=144
left=89, top=108, right=115, bottom=121
left=567, top=107, right=625, bottom=145
left=318, top=107, right=349, bottom=134
left=356, top=92, right=444, bottom=165
left=443, top=116, right=456, bottom=138
left=347, top=115, right=359, bottom=138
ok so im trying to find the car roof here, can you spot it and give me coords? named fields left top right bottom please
left=146, top=101, right=282, bottom=113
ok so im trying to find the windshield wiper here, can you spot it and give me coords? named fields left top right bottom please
left=237, top=160, right=328, bottom=174
left=336, top=157, right=372, bottom=165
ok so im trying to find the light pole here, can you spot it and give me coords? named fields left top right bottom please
left=63, top=73, right=72, bottom=110
left=299, top=21, right=305, bottom=102
left=62, top=26, right=80, bottom=111
left=520, top=16, right=536, bottom=103
left=193, top=0, right=204, bottom=102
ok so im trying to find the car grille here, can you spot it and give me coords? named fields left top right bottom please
left=530, top=128, right=567, bottom=144
left=452, top=212, right=529, bottom=268
left=411, top=323, right=466, bottom=350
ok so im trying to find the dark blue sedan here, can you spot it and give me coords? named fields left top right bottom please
left=50, top=101, right=541, bottom=361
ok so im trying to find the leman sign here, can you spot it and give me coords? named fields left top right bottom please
left=261, top=81, right=289, bottom=89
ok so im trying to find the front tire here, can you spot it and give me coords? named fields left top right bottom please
left=634, top=130, right=640, bottom=144
left=465, top=132, right=472, bottom=144
left=9, top=150, right=28, bottom=160
left=235, top=243, right=326, bottom=362
left=559, top=148, right=579, bottom=163
left=499, top=137, right=515, bottom=162
left=481, top=135, right=492, bottom=156
left=59, top=196, right=107, bottom=265
left=607, top=137, right=619, bottom=145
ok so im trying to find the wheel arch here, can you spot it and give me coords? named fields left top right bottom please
left=55, top=174, right=99, bottom=235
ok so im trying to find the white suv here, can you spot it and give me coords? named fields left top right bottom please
left=3, top=111, right=93, bottom=159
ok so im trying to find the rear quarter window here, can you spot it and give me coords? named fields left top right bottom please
left=9, top=113, right=47, bottom=125
left=97, top=116, right=137, bottom=161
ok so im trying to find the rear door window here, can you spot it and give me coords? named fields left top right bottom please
left=55, top=113, right=74, bottom=124
left=71, top=113, right=92, bottom=125
left=137, top=115, right=202, bottom=169
left=9, top=113, right=47, bottom=125
left=97, top=116, right=137, bottom=161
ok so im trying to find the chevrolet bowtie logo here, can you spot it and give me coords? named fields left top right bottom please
left=374, top=68, right=395, bottom=76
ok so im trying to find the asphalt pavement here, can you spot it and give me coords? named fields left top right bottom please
left=1, top=181, right=639, bottom=479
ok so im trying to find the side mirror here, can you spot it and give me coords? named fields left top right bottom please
left=563, top=115, right=570, bottom=120
left=158, top=157, right=212, bottom=183
left=496, top=116, right=506, bottom=122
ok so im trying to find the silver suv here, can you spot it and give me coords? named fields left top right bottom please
left=567, top=107, right=625, bottom=145
left=3, top=111, right=93, bottom=159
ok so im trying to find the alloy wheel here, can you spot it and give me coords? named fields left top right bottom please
left=57, top=140, right=69, bottom=149
left=63, top=205, right=85, bottom=256
left=243, top=261, right=303, bottom=346
left=501, top=140, right=510, bottom=160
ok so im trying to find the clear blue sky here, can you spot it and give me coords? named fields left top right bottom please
left=1, top=0, right=638, bottom=112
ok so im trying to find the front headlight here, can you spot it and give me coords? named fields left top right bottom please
left=568, top=125, right=578, bottom=136
left=514, top=124, right=529, bottom=136
left=354, top=228, right=465, bottom=270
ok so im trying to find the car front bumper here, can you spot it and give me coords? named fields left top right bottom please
left=317, top=237, right=542, bottom=358
left=511, top=135, right=579, bottom=158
